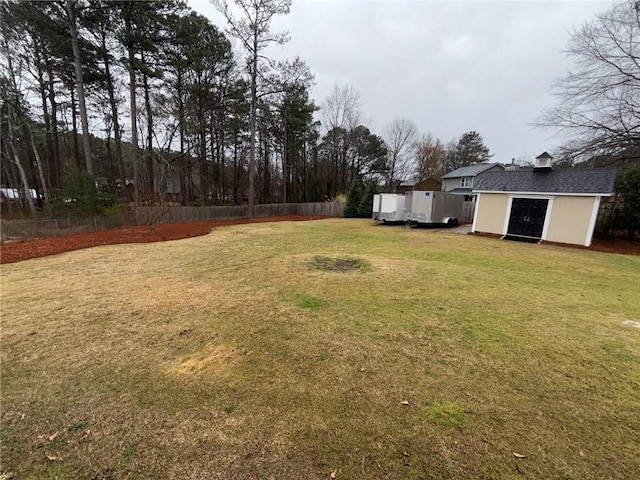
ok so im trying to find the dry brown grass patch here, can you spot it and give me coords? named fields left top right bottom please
left=167, top=343, right=245, bottom=377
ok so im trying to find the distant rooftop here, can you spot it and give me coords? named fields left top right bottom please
left=442, top=163, right=504, bottom=179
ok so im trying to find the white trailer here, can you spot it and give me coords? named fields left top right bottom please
left=372, top=193, right=405, bottom=224
left=404, top=191, right=464, bottom=227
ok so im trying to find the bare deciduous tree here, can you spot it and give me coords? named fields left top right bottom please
left=321, top=84, right=362, bottom=132
left=415, top=133, right=445, bottom=181
left=213, top=0, right=291, bottom=215
left=382, top=118, right=417, bottom=190
left=539, top=0, right=640, bottom=164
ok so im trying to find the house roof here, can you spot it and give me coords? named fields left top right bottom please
left=473, top=168, right=617, bottom=194
left=442, top=163, right=504, bottom=179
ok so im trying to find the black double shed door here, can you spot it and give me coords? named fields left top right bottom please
left=507, top=198, right=548, bottom=239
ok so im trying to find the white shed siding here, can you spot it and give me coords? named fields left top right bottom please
left=472, top=193, right=509, bottom=235
left=473, top=192, right=603, bottom=246
left=545, top=196, right=598, bottom=246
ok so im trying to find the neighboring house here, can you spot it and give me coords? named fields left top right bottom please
left=0, top=187, right=39, bottom=201
left=441, top=163, right=505, bottom=196
left=123, top=170, right=201, bottom=204
left=471, top=152, right=617, bottom=247
left=155, top=171, right=201, bottom=204
left=0, top=187, right=42, bottom=214
left=396, top=177, right=442, bottom=194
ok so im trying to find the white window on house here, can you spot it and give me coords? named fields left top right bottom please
left=460, top=177, right=471, bottom=188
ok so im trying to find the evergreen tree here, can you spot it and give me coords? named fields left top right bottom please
left=444, top=131, right=492, bottom=172
left=278, top=84, right=317, bottom=202
left=614, top=166, right=640, bottom=239
left=358, top=182, right=377, bottom=218
left=344, top=183, right=362, bottom=218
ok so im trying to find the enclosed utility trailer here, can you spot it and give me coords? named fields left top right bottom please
left=404, top=191, right=464, bottom=227
left=372, top=193, right=406, bottom=224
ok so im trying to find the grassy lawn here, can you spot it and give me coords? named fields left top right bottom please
left=1, top=218, right=639, bottom=479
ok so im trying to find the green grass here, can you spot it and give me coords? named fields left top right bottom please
left=423, top=401, right=466, bottom=428
left=1, top=218, right=639, bottom=479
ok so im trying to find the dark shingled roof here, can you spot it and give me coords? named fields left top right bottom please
left=441, top=163, right=504, bottom=179
left=473, top=168, right=617, bottom=194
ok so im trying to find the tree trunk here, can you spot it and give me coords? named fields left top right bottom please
left=100, top=25, right=126, bottom=201
left=1, top=158, right=19, bottom=217
left=198, top=96, right=207, bottom=205
left=124, top=7, right=141, bottom=206
left=261, top=132, right=270, bottom=203
left=210, top=112, right=217, bottom=203
left=247, top=33, right=258, bottom=216
left=233, top=133, right=239, bottom=204
left=220, top=127, right=225, bottom=204
left=177, top=71, right=187, bottom=206
left=282, top=116, right=287, bottom=203
left=26, top=123, right=51, bottom=206
left=45, top=62, right=61, bottom=189
left=142, top=60, right=154, bottom=199
left=34, top=40, right=55, bottom=194
left=6, top=130, right=37, bottom=216
left=199, top=127, right=207, bottom=206
left=65, top=0, right=94, bottom=178
left=70, top=86, right=80, bottom=170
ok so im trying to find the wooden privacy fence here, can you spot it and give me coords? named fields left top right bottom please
left=133, top=202, right=344, bottom=225
left=0, top=203, right=343, bottom=242
left=0, top=215, right=128, bottom=243
left=462, top=201, right=475, bottom=223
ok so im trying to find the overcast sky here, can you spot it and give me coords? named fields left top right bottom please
left=188, top=0, right=611, bottom=164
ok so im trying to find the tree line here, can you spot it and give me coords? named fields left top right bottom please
left=5, top=0, right=635, bottom=232
left=0, top=0, right=494, bottom=218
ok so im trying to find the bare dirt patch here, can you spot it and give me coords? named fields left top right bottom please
left=308, top=255, right=370, bottom=272
left=0, top=215, right=331, bottom=264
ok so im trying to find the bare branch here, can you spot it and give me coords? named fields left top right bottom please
left=538, top=0, right=640, bottom=162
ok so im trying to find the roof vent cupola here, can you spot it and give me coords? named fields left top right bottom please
left=534, top=152, right=553, bottom=172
